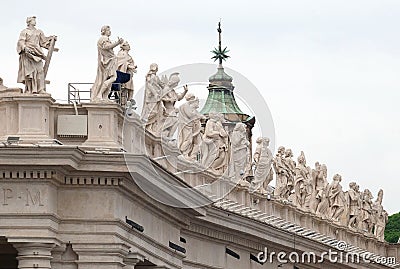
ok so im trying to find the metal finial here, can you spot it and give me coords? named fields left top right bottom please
left=211, top=20, right=230, bottom=65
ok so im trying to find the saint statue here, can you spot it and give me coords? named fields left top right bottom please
left=17, top=16, right=56, bottom=94
left=294, top=151, right=313, bottom=210
left=201, top=113, right=230, bottom=175
left=178, top=93, right=205, bottom=161
left=91, top=25, right=124, bottom=102
left=250, top=137, right=273, bottom=194
left=229, top=123, right=250, bottom=185
left=327, top=174, right=346, bottom=222
left=116, top=41, right=137, bottom=101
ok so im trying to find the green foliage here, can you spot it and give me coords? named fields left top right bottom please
left=385, top=212, right=400, bottom=243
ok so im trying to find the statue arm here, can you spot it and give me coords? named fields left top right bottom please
left=17, top=30, right=27, bottom=54
left=176, top=85, right=188, bottom=101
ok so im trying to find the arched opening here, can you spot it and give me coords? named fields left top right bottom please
left=0, top=237, right=18, bottom=269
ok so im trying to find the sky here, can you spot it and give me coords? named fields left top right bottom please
left=1, top=0, right=399, bottom=214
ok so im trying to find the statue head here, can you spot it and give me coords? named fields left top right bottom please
left=277, top=146, right=285, bottom=155
left=209, top=112, right=224, bottom=122
left=234, top=123, right=246, bottom=133
left=149, top=63, right=158, bottom=73
left=321, top=164, right=328, bottom=177
left=285, top=148, right=293, bottom=157
left=100, top=25, right=111, bottom=36
left=332, top=174, right=342, bottom=185
left=315, top=161, right=321, bottom=170
left=349, top=182, right=357, bottom=190
left=168, top=72, right=180, bottom=87
left=120, top=41, right=131, bottom=51
left=0, top=77, right=3, bottom=86
left=376, top=189, right=384, bottom=204
left=26, top=16, right=36, bottom=26
left=297, top=151, right=306, bottom=164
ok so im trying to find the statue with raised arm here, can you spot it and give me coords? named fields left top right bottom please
left=250, top=137, right=273, bottom=194
left=116, top=41, right=137, bottom=101
left=327, top=174, right=346, bottom=222
left=141, top=63, right=165, bottom=135
left=373, top=190, right=388, bottom=241
left=160, top=73, right=188, bottom=138
left=294, top=151, right=313, bottom=210
left=273, top=146, right=287, bottom=199
left=347, top=182, right=362, bottom=229
left=178, top=93, right=205, bottom=161
left=91, top=25, right=124, bottom=102
left=201, top=112, right=230, bottom=175
left=229, top=123, right=250, bottom=185
left=17, top=16, right=56, bottom=94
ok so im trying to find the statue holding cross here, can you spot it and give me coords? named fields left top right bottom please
left=17, top=16, right=58, bottom=94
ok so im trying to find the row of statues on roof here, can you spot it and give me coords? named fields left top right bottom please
left=272, top=148, right=388, bottom=241
left=141, top=71, right=388, bottom=241
left=10, top=17, right=388, bottom=242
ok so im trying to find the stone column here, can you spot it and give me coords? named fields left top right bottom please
left=13, top=243, right=55, bottom=269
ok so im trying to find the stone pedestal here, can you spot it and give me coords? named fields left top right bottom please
left=0, top=92, right=54, bottom=141
left=81, top=103, right=124, bottom=149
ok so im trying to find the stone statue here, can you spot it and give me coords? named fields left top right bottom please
left=0, top=77, right=7, bottom=91
left=116, top=41, right=137, bottom=101
left=327, top=174, right=346, bottom=222
left=160, top=73, right=188, bottom=138
left=178, top=93, right=205, bottom=161
left=373, top=190, right=388, bottom=241
left=315, top=185, right=329, bottom=219
left=294, top=151, right=313, bottom=210
left=347, top=182, right=362, bottom=229
left=229, top=123, right=250, bottom=185
left=312, top=163, right=328, bottom=213
left=359, top=189, right=374, bottom=234
left=17, top=16, right=56, bottom=94
left=141, top=63, right=165, bottom=135
left=201, top=113, right=230, bottom=175
left=250, top=137, right=273, bottom=194
left=283, top=149, right=296, bottom=196
left=273, top=146, right=287, bottom=199
left=91, top=25, right=124, bottom=102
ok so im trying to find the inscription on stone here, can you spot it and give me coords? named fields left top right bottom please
left=1, top=188, right=44, bottom=206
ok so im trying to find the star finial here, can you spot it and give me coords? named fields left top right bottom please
left=211, top=20, right=230, bottom=65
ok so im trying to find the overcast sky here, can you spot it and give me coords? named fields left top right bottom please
left=1, top=0, right=399, bottom=214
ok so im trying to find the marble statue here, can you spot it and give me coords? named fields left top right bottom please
left=359, top=189, right=374, bottom=234
left=141, top=63, right=165, bottom=134
left=178, top=93, right=205, bottom=161
left=327, top=174, right=346, bottom=222
left=17, top=16, right=56, bottom=94
left=0, top=77, right=7, bottom=91
left=273, top=146, right=287, bottom=199
left=294, top=151, right=313, bottom=210
left=160, top=73, right=188, bottom=138
left=116, top=41, right=137, bottom=101
left=373, top=190, right=388, bottom=241
left=201, top=113, right=230, bottom=175
left=347, top=182, right=362, bottom=229
left=250, top=137, right=273, bottom=194
left=91, top=25, right=124, bottom=102
left=229, top=123, right=250, bottom=185
left=284, top=149, right=296, bottom=191
left=311, top=163, right=328, bottom=213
